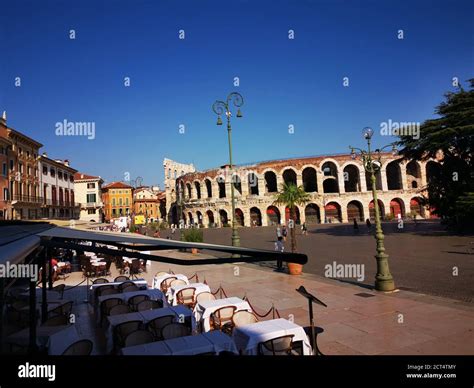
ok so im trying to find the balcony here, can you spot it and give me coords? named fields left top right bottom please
left=12, top=195, right=43, bottom=204
left=85, top=202, right=103, bottom=208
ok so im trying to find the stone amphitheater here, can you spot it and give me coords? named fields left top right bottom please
left=163, top=154, right=441, bottom=228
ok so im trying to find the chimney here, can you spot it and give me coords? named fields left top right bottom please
left=42, top=152, right=48, bottom=158
left=64, top=159, right=70, bottom=166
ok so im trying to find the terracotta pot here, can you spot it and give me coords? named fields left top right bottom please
left=288, top=263, right=303, bottom=275
left=191, top=248, right=199, bottom=255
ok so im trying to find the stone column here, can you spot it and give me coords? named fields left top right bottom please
left=400, top=163, right=408, bottom=191
left=320, top=204, right=326, bottom=224
left=359, top=169, right=367, bottom=192
left=420, top=162, right=428, bottom=187
left=341, top=201, right=349, bottom=223
left=381, top=168, right=388, bottom=191
left=338, top=170, right=345, bottom=194
left=316, top=171, right=324, bottom=193
left=299, top=205, right=306, bottom=224
left=296, top=174, right=303, bottom=188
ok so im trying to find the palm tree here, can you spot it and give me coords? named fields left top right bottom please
left=274, top=183, right=311, bottom=253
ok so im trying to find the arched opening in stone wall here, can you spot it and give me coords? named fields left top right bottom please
left=369, top=199, right=385, bottom=221
left=187, top=212, right=194, bottom=225
left=250, top=207, right=262, bottom=226
left=302, top=167, right=317, bottom=192
left=406, top=161, right=421, bottom=189
left=205, top=179, right=212, bottom=198
left=186, top=183, right=192, bottom=199
left=282, top=169, right=297, bottom=186
left=264, top=171, right=278, bottom=193
left=304, top=203, right=320, bottom=224
left=322, top=161, right=339, bottom=193
left=196, top=211, right=203, bottom=226
left=266, top=206, right=281, bottom=226
left=365, top=170, right=383, bottom=191
left=233, top=174, right=242, bottom=195
left=410, top=197, right=425, bottom=218
left=390, top=198, right=405, bottom=218
left=323, top=179, right=339, bottom=193
left=248, top=173, right=259, bottom=195
left=217, top=179, right=226, bottom=198
left=206, top=210, right=215, bottom=226
left=219, top=209, right=228, bottom=226
left=386, top=161, right=403, bottom=190
left=170, top=205, right=178, bottom=225
left=235, top=208, right=244, bottom=226
left=324, top=202, right=342, bottom=223
left=179, top=181, right=185, bottom=198
left=194, top=182, right=201, bottom=199
left=347, top=200, right=364, bottom=222
left=285, top=206, right=301, bottom=224
left=343, top=165, right=361, bottom=192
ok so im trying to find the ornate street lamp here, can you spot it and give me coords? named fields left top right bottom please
left=349, top=127, right=397, bottom=292
left=212, top=92, right=244, bottom=248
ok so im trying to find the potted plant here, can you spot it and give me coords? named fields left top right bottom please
left=274, top=183, right=310, bottom=275
left=183, top=228, right=204, bottom=254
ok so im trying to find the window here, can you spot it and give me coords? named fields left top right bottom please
left=87, top=183, right=95, bottom=189
left=2, top=163, right=6, bottom=176
left=86, top=194, right=96, bottom=203
left=119, top=198, right=123, bottom=206
left=9, top=160, right=13, bottom=170
left=58, top=171, right=63, bottom=179
left=19, top=163, right=23, bottom=173
left=0, top=146, right=4, bottom=155
left=64, top=173, right=68, bottom=181
left=3, top=188, right=8, bottom=200
left=112, top=198, right=116, bottom=206
left=88, top=209, right=96, bottom=215
left=27, top=165, right=31, bottom=175
left=126, top=198, right=129, bottom=206
left=70, top=175, right=73, bottom=182
left=19, top=147, right=22, bottom=155
left=26, top=151, right=30, bottom=158
left=50, top=168, right=55, bottom=177
left=112, top=208, right=116, bottom=215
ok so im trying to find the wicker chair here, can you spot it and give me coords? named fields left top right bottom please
left=62, top=339, right=93, bottom=355
left=162, top=323, right=190, bottom=340
left=109, top=304, right=131, bottom=316
left=210, top=306, right=237, bottom=333
left=146, top=315, right=175, bottom=340
left=114, top=275, right=129, bottom=282
left=121, top=284, right=140, bottom=293
left=232, top=310, right=259, bottom=328
left=117, top=281, right=136, bottom=291
left=176, top=287, right=196, bottom=309
left=114, top=320, right=142, bottom=349
left=155, top=271, right=168, bottom=277
left=124, top=330, right=155, bottom=347
left=41, top=314, right=69, bottom=326
left=136, top=299, right=163, bottom=311
left=93, top=278, right=109, bottom=284
left=258, top=334, right=295, bottom=356
left=100, top=298, right=123, bottom=326
left=169, top=279, right=187, bottom=288
left=196, top=292, right=216, bottom=305
left=128, top=294, right=150, bottom=311
left=160, top=277, right=177, bottom=293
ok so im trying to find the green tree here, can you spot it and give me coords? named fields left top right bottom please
left=397, top=79, right=474, bottom=229
left=273, top=183, right=311, bottom=252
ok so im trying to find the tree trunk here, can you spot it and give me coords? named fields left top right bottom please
left=290, top=206, right=297, bottom=253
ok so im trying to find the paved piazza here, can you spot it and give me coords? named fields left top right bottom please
left=160, top=221, right=474, bottom=303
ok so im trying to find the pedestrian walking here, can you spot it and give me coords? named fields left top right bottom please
left=282, top=225, right=288, bottom=241
left=353, top=218, right=359, bottom=233
left=301, top=222, right=307, bottom=235
left=366, top=218, right=372, bottom=232
left=276, top=226, right=282, bottom=239
left=275, top=236, right=284, bottom=271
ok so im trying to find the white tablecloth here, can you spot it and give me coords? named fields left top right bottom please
left=6, top=325, right=79, bottom=355
left=232, top=318, right=312, bottom=355
left=152, top=274, right=189, bottom=289
left=194, top=297, right=252, bottom=332
left=90, top=279, right=148, bottom=304
left=167, top=283, right=210, bottom=306
left=105, top=306, right=193, bottom=353
left=121, top=331, right=238, bottom=355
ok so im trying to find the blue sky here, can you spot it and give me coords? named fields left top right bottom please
left=1, top=0, right=473, bottom=187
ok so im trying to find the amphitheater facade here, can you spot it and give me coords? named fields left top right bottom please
left=163, top=154, right=441, bottom=228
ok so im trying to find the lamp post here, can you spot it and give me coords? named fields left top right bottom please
left=349, top=127, right=397, bottom=292
left=212, top=92, right=244, bottom=248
